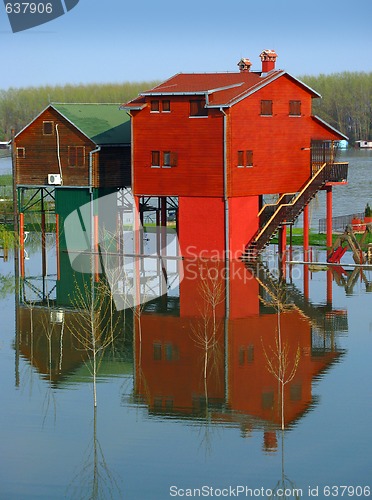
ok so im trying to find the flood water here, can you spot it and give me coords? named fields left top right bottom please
left=1, top=150, right=372, bottom=499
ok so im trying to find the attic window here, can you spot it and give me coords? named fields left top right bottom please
left=260, top=100, right=273, bottom=116
left=17, top=147, right=25, bottom=158
left=43, top=121, right=54, bottom=135
left=162, top=100, right=170, bottom=112
left=151, top=100, right=160, bottom=112
left=190, top=99, right=208, bottom=117
left=289, top=100, right=301, bottom=116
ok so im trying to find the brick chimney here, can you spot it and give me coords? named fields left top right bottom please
left=237, top=57, right=252, bottom=73
left=260, top=49, right=278, bottom=73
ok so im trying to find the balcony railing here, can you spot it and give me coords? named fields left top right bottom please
left=312, top=162, right=348, bottom=183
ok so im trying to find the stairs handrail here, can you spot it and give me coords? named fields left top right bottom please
left=254, top=162, right=328, bottom=243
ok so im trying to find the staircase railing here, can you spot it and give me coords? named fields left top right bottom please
left=244, top=162, right=332, bottom=259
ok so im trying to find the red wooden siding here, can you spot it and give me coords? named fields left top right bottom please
left=229, top=74, right=337, bottom=197
left=131, top=98, right=224, bottom=197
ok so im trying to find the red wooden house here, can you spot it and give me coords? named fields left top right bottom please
left=122, top=50, right=348, bottom=260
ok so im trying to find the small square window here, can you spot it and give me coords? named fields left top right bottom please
left=151, top=100, right=160, bottom=112
left=162, top=100, right=170, bottom=112
left=261, top=100, right=273, bottom=116
left=17, top=147, right=25, bottom=158
left=43, top=121, right=54, bottom=135
left=289, top=100, right=301, bottom=116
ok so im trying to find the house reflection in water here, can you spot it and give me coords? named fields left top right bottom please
left=16, top=255, right=347, bottom=452
left=133, top=258, right=347, bottom=452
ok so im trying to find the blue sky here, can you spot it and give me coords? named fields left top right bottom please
left=1, top=0, right=372, bottom=89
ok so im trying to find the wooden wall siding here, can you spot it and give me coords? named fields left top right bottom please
left=15, top=107, right=95, bottom=187
left=228, top=74, right=337, bottom=197
left=15, top=107, right=130, bottom=188
left=132, top=99, right=224, bottom=197
left=96, top=146, right=131, bottom=188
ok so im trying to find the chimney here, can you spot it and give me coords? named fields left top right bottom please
left=260, top=49, right=278, bottom=73
left=237, top=57, right=252, bottom=73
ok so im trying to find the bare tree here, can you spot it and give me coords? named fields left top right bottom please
left=67, top=275, right=120, bottom=407
left=261, top=280, right=301, bottom=430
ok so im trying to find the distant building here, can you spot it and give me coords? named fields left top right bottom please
left=355, top=140, right=372, bottom=148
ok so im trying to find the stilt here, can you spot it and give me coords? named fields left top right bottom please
left=56, top=214, right=60, bottom=281
left=134, top=195, right=141, bottom=307
left=326, top=186, right=333, bottom=250
left=160, top=197, right=168, bottom=301
left=304, top=264, right=309, bottom=300
left=19, top=212, right=25, bottom=278
left=278, top=225, right=287, bottom=278
left=94, top=215, right=99, bottom=282
left=41, top=193, right=47, bottom=277
left=156, top=209, right=161, bottom=275
left=303, top=204, right=310, bottom=261
left=326, top=268, right=333, bottom=305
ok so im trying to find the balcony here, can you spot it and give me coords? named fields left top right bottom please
left=312, top=162, right=348, bottom=184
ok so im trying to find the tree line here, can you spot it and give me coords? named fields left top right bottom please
left=1, top=72, right=372, bottom=143
left=0, top=81, right=158, bottom=141
left=300, top=72, right=372, bottom=143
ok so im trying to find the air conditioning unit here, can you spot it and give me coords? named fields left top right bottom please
left=48, top=173, right=62, bottom=185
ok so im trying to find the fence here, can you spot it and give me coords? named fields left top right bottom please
left=318, top=212, right=364, bottom=233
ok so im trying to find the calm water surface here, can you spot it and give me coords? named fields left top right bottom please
left=0, top=150, right=372, bottom=499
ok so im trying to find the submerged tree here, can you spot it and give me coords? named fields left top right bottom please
left=190, top=264, right=224, bottom=409
left=261, top=280, right=301, bottom=430
left=67, top=275, right=120, bottom=407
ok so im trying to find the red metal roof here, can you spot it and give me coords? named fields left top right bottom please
left=122, top=70, right=321, bottom=109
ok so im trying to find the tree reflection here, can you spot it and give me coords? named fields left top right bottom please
left=190, top=263, right=224, bottom=454
left=260, top=279, right=301, bottom=430
left=67, top=406, right=122, bottom=500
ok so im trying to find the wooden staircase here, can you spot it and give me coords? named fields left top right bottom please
left=242, top=162, right=335, bottom=261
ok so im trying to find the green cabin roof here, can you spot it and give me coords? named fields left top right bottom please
left=52, top=103, right=130, bottom=145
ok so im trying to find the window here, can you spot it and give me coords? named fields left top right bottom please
left=190, top=99, right=208, bottom=117
left=162, top=100, right=170, bottom=112
left=237, top=150, right=253, bottom=168
left=151, top=150, right=160, bottom=167
left=289, top=100, right=301, bottom=116
left=261, top=100, right=273, bottom=116
left=153, top=343, right=162, bottom=361
left=238, top=345, right=254, bottom=365
left=163, top=151, right=171, bottom=167
left=68, top=146, right=85, bottom=167
left=163, top=151, right=178, bottom=167
left=43, top=121, right=54, bottom=135
left=150, top=100, right=160, bottom=112
left=151, top=151, right=178, bottom=168
left=17, top=147, right=25, bottom=158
